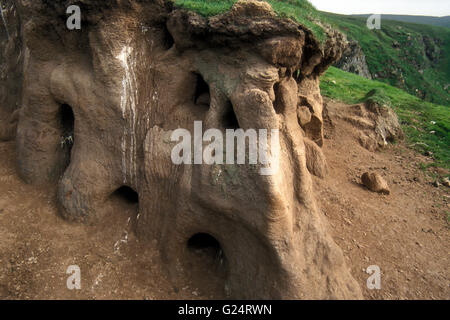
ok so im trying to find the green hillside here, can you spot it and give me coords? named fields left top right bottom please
left=323, top=12, right=450, bottom=106
left=321, top=67, right=450, bottom=171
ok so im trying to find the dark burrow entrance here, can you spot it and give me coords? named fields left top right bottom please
left=272, top=82, right=285, bottom=114
left=222, top=101, right=240, bottom=129
left=162, top=25, right=175, bottom=50
left=193, top=73, right=211, bottom=110
left=113, top=186, right=139, bottom=204
left=59, top=103, right=75, bottom=170
left=185, top=232, right=229, bottom=290
left=106, top=186, right=140, bottom=235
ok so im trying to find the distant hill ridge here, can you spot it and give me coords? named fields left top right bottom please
left=350, top=14, right=450, bottom=28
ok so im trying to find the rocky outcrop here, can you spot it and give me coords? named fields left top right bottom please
left=335, top=40, right=372, bottom=79
left=361, top=172, right=390, bottom=195
left=330, top=97, right=404, bottom=152
left=442, top=177, right=450, bottom=188
left=364, top=99, right=404, bottom=146
left=0, top=0, right=361, bottom=299
left=423, top=35, right=441, bottom=64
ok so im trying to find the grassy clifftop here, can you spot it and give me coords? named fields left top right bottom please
left=324, top=12, right=450, bottom=107
left=172, top=0, right=328, bottom=42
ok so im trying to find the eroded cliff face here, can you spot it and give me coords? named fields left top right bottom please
left=335, top=40, right=372, bottom=79
left=0, top=0, right=22, bottom=140
left=0, top=0, right=362, bottom=299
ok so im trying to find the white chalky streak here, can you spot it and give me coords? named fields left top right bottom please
left=116, top=45, right=138, bottom=185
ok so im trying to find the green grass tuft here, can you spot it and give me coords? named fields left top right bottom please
left=363, top=88, right=392, bottom=107
left=172, top=0, right=328, bottom=43
left=172, top=0, right=236, bottom=16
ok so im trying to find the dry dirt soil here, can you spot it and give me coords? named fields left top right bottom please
left=0, top=99, right=448, bottom=300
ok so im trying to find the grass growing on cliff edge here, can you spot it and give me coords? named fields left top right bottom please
left=172, top=0, right=236, bottom=16
left=321, top=67, right=450, bottom=171
left=172, top=0, right=328, bottom=42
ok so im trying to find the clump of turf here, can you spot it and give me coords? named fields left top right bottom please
left=363, top=88, right=392, bottom=107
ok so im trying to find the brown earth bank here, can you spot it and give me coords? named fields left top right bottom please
left=3, top=0, right=356, bottom=299
left=0, top=98, right=448, bottom=300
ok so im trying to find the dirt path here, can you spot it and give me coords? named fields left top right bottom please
left=317, top=99, right=449, bottom=299
left=0, top=99, right=448, bottom=300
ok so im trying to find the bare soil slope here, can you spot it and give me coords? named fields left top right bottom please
left=0, top=140, right=213, bottom=299
left=0, top=98, right=448, bottom=300
left=318, top=98, right=449, bottom=299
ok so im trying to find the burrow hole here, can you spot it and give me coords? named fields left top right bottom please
left=193, top=73, right=211, bottom=109
left=272, top=82, right=285, bottom=114
left=106, top=186, right=139, bottom=238
left=222, top=101, right=240, bottom=129
left=162, top=25, right=175, bottom=50
left=187, top=233, right=228, bottom=276
left=59, top=104, right=75, bottom=166
left=112, top=186, right=139, bottom=204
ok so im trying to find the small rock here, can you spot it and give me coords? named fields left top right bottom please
left=361, top=172, right=391, bottom=195
left=442, top=177, right=450, bottom=188
left=432, top=180, right=441, bottom=188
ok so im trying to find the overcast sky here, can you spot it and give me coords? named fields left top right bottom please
left=308, top=0, right=450, bottom=17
